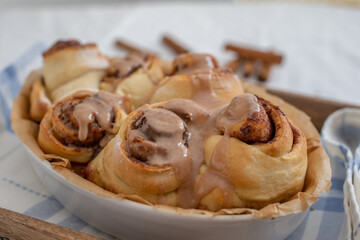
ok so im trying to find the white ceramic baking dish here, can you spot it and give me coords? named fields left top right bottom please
left=24, top=144, right=307, bottom=240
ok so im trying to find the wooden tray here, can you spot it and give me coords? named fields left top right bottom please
left=268, top=88, right=359, bottom=131
left=1, top=89, right=358, bottom=239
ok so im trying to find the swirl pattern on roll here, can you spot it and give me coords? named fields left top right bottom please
left=198, top=94, right=307, bottom=211
left=86, top=100, right=201, bottom=205
left=38, top=90, right=131, bottom=163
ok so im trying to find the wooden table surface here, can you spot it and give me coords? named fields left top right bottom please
left=0, top=207, right=101, bottom=240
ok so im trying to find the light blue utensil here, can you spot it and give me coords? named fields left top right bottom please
left=322, top=108, right=360, bottom=240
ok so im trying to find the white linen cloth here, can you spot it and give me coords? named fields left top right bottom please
left=0, top=2, right=360, bottom=239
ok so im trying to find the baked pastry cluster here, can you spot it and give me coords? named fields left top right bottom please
left=27, top=40, right=307, bottom=211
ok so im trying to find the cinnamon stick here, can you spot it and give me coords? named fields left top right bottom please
left=162, top=35, right=189, bottom=54
left=243, top=59, right=256, bottom=77
left=115, top=39, right=145, bottom=53
left=225, top=44, right=282, bottom=64
left=258, top=62, right=272, bottom=82
left=226, top=58, right=242, bottom=72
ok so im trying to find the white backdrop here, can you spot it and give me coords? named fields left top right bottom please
left=1, top=2, right=359, bottom=106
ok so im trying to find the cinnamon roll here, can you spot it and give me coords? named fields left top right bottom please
left=38, top=90, right=131, bottom=163
left=86, top=99, right=211, bottom=206
left=150, top=53, right=244, bottom=109
left=100, top=52, right=164, bottom=108
left=11, top=38, right=331, bottom=217
left=86, top=94, right=307, bottom=211
left=198, top=94, right=307, bottom=211
left=42, top=40, right=109, bottom=101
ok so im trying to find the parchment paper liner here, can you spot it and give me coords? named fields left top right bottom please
left=11, top=70, right=332, bottom=218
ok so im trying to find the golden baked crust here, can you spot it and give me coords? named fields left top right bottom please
left=150, top=53, right=244, bottom=106
left=38, top=90, right=130, bottom=163
left=29, top=77, right=51, bottom=122
left=51, top=70, right=105, bottom=102
left=42, top=40, right=96, bottom=57
left=43, top=40, right=109, bottom=95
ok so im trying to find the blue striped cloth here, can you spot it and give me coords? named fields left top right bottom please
left=322, top=108, right=360, bottom=240
left=0, top=42, right=46, bottom=132
left=0, top=44, right=347, bottom=240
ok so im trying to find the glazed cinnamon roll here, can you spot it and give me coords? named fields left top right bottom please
left=38, top=90, right=131, bottom=163
left=100, top=52, right=164, bottom=108
left=42, top=40, right=109, bottom=101
left=198, top=94, right=307, bottom=211
left=85, top=99, right=212, bottom=206
left=150, top=53, right=244, bottom=109
left=86, top=94, right=307, bottom=211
